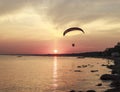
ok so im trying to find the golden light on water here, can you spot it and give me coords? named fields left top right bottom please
left=53, top=57, right=58, bottom=89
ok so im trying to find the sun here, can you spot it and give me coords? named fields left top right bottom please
left=53, top=49, right=58, bottom=54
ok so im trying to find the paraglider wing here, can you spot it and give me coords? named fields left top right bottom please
left=63, top=27, right=85, bottom=36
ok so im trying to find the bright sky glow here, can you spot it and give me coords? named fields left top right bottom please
left=53, top=50, right=58, bottom=54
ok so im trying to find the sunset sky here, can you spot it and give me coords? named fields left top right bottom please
left=0, top=0, right=120, bottom=54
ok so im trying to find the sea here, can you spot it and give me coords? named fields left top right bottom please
left=0, top=55, right=113, bottom=92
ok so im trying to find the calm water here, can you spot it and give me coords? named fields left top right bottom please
left=0, top=55, right=113, bottom=92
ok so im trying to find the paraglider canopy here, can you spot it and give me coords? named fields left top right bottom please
left=63, top=27, right=85, bottom=47
left=63, top=27, right=85, bottom=36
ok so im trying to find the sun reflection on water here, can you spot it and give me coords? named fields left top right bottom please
left=53, top=56, right=58, bottom=89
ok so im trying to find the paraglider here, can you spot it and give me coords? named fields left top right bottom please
left=63, top=27, right=85, bottom=36
left=63, top=27, right=85, bottom=47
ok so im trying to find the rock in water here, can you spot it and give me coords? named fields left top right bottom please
left=86, top=90, right=96, bottom=92
left=70, top=90, right=76, bottom=92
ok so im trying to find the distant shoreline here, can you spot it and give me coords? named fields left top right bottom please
left=0, top=51, right=103, bottom=57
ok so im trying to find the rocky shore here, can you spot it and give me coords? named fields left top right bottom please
left=100, top=58, right=120, bottom=92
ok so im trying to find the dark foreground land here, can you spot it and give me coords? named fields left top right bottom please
left=101, top=58, right=120, bottom=92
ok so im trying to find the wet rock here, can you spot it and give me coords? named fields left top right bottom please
left=105, top=88, right=120, bottom=92
left=82, top=65, right=87, bottom=68
left=70, top=90, right=76, bottom=92
left=86, top=90, right=96, bottom=92
left=110, top=80, right=120, bottom=88
left=74, top=70, right=82, bottom=72
left=77, top=66, right=82, bottom=68
left=112, top=70, right=118, bottom=74
left=101, top=64, right=107, bottom=66
left=96, top=83, right=102, bottom=86
left=100, top=74, right=120, bottom=80
left=91, top=70, right=98, bottom=73
left=112, top=68, right=120, bottom=74
left=107, top=65, right=115, bottom=69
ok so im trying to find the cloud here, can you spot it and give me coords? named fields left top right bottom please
left=0, top=0, right=27, bottom=15
left=0, top=0, right=46, bottom=15
left=46, top=0, right=120, bottom=27
left=1, top=0, right=120, bottom=25
left=0, top=0, right=120, bottom=34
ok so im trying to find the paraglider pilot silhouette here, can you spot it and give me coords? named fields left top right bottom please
left=63, top=27, right=85, bottom=47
